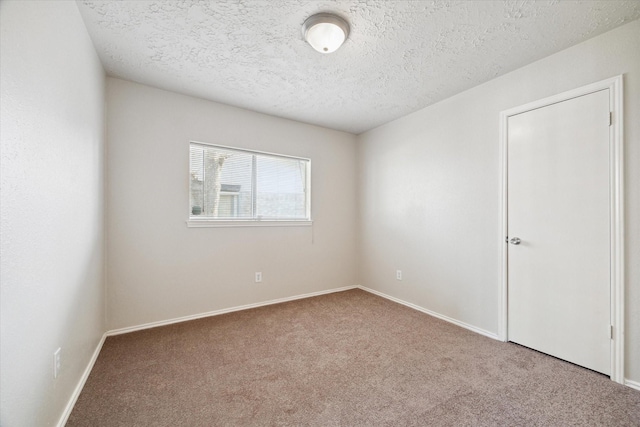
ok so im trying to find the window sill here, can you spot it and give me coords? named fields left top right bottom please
left=186, top=219, right=313, bottom=228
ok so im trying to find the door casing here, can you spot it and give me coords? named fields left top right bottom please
left=498, top=75, right=624, bottom=384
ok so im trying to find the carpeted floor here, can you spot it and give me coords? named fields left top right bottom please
left=67, top=289, right=640, bottom=426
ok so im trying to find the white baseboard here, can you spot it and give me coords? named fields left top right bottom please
left=625, top=379, right=640, bottom=391
left=57, top=333, right=107, bottom=427
left=357, top=285, right=500, bottom=340
left=107, top=285, right=359, bottom=336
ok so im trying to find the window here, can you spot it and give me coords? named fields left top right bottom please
left=188, top=142, right=311, bottom=226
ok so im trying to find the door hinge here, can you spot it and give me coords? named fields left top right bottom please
left=610, top=325, right=614, bottom=340
left=609, top=111, right=613, bottom=126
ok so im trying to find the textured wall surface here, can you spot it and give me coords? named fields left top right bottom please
left=106, top=78, right=358, bottom=330
left=357, top=20, right=640, bottom=385
left=76, top=1, right=640, bottom=134
left=0, top=1, right=105, bottom=426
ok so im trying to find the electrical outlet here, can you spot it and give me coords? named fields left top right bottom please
left=255, top=272, right=262, bottom=283
left=53, top=348, right=61, bottom=379
left=396, top=270, right=402, bottom=280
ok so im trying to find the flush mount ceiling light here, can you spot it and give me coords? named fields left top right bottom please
left=302, top=13, right=350, bottom=54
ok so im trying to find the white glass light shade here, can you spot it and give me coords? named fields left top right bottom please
left=305, top=22, right=345, bottom=53
left=302, top=13, right=350, bottom=54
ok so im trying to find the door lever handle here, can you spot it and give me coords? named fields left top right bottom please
left=509, top=237, right=521, bottom=245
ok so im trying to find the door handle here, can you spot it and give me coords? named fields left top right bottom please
left=509, top=237, right=521, bottom=245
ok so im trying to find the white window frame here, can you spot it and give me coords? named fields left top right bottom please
left=186, top=141, right=312, bottom=228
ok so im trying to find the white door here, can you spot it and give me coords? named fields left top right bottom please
left=507, top=89, right=611, bottom=375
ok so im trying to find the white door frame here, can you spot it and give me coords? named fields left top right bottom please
left=498, top=75, right=624, bottom=384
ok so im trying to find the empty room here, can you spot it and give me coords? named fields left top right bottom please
left=2, top=1, right=640, bottom=426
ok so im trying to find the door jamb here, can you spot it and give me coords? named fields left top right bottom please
left=498, top=75, right=624, bottom=384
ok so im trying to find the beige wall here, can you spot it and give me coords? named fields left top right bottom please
left=106, top=78, right=358, bottom=330
left=0, top=2, right=106, bottom=426
left=357, top=20, right=640, bottom=383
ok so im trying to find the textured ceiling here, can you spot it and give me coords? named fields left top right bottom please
left=77, top=1, right=640, bottom=134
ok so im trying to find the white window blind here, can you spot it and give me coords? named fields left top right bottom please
left=189, top=142, right=310, bottom=222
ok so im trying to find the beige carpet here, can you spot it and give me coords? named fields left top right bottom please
left=68, top=289, right=640, bottom=426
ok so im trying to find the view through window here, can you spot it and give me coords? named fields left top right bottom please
left=189, top=142, right=310, bottom=221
